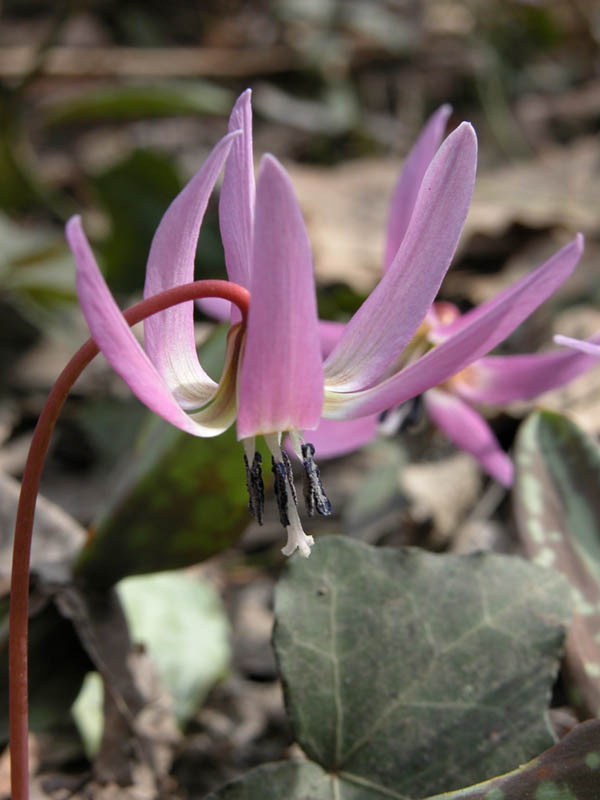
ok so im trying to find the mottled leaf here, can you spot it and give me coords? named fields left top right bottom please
left=424, top=718, right=600, bottom=800
left=514, top=410, right=600, bottom=717
left=273, top=537, right=570, bottom=798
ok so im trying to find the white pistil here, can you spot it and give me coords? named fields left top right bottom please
left=281, top=500, right=315, bottom=558
left=264, top=432, right=315, bottom=558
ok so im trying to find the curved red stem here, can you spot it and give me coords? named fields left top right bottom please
left=9, top=279, right=250, bottom=800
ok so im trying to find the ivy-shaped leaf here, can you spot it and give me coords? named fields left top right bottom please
left=207, top=536, right=575, bottom=799
left=276, top=537, right=570, bottom=797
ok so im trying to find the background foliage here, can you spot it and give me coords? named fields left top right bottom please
left=1, top=1, right=600, bottom=798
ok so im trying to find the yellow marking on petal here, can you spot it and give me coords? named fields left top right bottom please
left=184, top=322, right=245, bottom=433
left=439, top=363, right=480, bottom=393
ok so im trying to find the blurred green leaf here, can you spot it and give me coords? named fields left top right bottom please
left=342, top=439, right=407, bottom=542
left=254, top=83, right=359, bottom=137
left=72, top=396, right=150, bottom=470
left=342, top=1, right=418, bottom=54
left=0, top=212, right=78, bottom=332
left=3, top=249, right=77, bottom=320
left=91, top=149, right=182, bottom=293
left=0, top=212, right=54, bottom=269
left=44, top=81, right=234, bottom=127
left=514, top=409, right=600, bottom=718
left=274, top=537, right=569, bottom=797
left=0, top=126, right=39, bottom=214
left=73, top=417, right=250, bottom=587
left=117, top=570, right=231, bottom=723
left=71, top=671, right=104, bottom=759
left=73, top=570, right=231, bottom=749
left=316, top=282, right=365, bottom=322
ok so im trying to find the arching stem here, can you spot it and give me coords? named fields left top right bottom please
left=9, top=279, right=250, bottom=800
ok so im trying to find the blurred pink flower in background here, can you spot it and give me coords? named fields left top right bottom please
left=307, top=106, right=596, bottom=486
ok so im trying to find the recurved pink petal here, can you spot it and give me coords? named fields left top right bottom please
left=324, top=122, right=477, bottom=392
left=454, top=340, right=600, bottom=405
left=424, top=389, right=513, bottom=486
left=219, top=89, right=255, bottom=293
left=67, top=216, right=235, bottom=437
left=143, top=131, right=238, bottom=409
left=324, top=236, right=584, bottom=419
left=553, top=334, right=600, bottom=357
left=384, top=104, right=451, bottom=271
left=237, top=155, right=323, bottom=439
left=301, top=414, right=379, bottom=459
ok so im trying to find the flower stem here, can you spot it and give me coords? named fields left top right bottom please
left=9, top=279, right=250, bottom=800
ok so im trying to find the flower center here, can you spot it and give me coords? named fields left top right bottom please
left=376, top=301, right=461, bottom=436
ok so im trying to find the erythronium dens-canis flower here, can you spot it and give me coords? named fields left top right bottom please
left=68, top=90, right=588, bottom=557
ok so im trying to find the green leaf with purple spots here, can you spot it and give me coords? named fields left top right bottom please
left=514, top=410, right=600, bottom=717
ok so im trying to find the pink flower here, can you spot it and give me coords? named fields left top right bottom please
left=307, top=107, right=595, bottom=486
left=67, top=91, right=585, bottom=557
